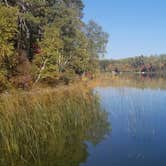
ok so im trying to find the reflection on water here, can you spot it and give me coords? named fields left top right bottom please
left=2, top=75, right=166, bottom=166
left=80, top=75, right=166, bottom=166
left=98, top=73, right=166, bottom=90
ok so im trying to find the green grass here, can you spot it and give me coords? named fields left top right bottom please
left=0, top=86, right=109, bottom=166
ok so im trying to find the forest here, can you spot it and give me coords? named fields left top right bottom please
left=0, top=0, right=109, bottom=91
left=100, top=54, right=166, bottom=73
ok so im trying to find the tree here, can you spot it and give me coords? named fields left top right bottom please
left=99, top=60, right=110, bottom=72
left=34, top=6, right=90, bottom=83
left=0, top=5, right=18, bottom=60
left=0, top=5, right=18, bottom=90
left=0, top=0, right=110, bottom=88
left=1, top=0, right=54, bottom=60
left=63, top=0, right=84, bottom=17
left=0, top=5, right=18, bottom=75
left=129, top=55, right=145, bottom=71
left=58, top=9, right=90, bottom=74
left=83, top=20, right=109, bottom=73
left=33, top=24, right=63, bottom=83
left=85, top=20, right=109, bottom=58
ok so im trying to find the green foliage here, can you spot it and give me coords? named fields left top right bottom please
left=0, top=70, right=9, bottom=91
left=100, top=59, right=111, bottom=72
left=0, top=0, right=109, bottom=89
left=0, top=5, right=18, bottom=58
left=86, top=20, right=109, bottom=58
left=100, top=54, right=166, bottom=73
left=0, top=5, right=18, bottom=89
left=34, top=24, right=63, bottom=81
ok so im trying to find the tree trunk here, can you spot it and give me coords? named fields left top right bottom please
left=34, top=59, right=48, bottom=84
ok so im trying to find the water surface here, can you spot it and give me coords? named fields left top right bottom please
left=1, top=75, right=166, bottom=166
left=80, top=75, right=166, bottom=166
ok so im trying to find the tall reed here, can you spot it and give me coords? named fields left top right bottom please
left=0, top=86, right=109, bottom=166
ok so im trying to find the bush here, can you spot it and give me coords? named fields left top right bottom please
left=59, top=70, right=76, bottom=85
left=0, top=71, right=9, bottom=92
left=10, top=75, right=32, bottom=90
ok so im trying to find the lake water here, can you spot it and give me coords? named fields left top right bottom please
left=1, top=74, right=166, bottom=166
left=80, top=75, right=166, bottom=166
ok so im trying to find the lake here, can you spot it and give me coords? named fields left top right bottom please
left=1, top=74, right=166, bottom=166
left=80, top=74, right=166, bottom=166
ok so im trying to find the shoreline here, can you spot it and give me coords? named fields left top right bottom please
left=1, top=73, right=166, bottom=96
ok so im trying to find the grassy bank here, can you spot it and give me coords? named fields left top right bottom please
left=0, top=85, right=110, bottom=166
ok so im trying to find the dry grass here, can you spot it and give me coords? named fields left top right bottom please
left=0, top=84, right=109, bottom=166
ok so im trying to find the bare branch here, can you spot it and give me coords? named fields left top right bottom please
left=34, top=59, right=48, bottom=84
left=3, top=0, right=9, bottom=7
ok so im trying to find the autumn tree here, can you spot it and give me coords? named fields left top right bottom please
left=0, top=0, right=109, bottom=88
left=0, top=5, right=18, bottom=90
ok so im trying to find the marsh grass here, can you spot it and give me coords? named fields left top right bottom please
left=0, top=85, right=109, bottom=166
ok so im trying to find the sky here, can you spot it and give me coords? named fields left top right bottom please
left=83, top=0, right=166, bottom=59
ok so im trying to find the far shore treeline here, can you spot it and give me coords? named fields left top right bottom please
left=100, top=55, right=166, bottom=73
left=0, top=0, right=109, bottom=91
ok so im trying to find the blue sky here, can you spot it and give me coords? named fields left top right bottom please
left=83, top=0, right=166, bottom=59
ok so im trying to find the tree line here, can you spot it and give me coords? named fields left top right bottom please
left=0, top=0, right=109, bottom=91
left=100, top=55, right=166, bottom=73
